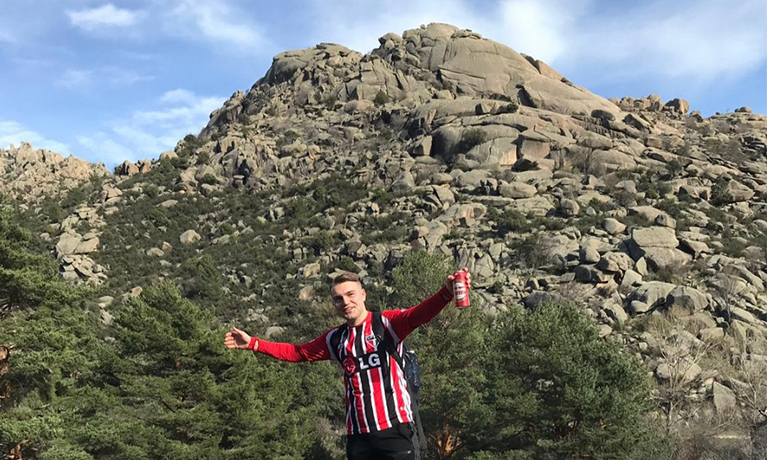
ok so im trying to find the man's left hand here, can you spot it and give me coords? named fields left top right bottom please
left=445, top=267, right=471, bottom=292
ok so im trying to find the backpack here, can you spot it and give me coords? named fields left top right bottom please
left=330, top=312, right=427, bottom=450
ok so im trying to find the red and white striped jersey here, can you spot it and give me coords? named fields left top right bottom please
left=254, top=286, right=453, bottom=435
left=325, top=314, right=412, bottom=434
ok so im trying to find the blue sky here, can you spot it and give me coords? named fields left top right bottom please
left=1, top=0, right=765, bottom=168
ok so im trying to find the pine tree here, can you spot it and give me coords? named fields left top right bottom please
left=0, top=212, right=102, bottom=460
left=389, top=251, right=490, bottom=459
left=97, top=281, right=338, bottom=459
left=465, top=301, right=670, bottom=459
left=0, top=212, right=81, bottom=320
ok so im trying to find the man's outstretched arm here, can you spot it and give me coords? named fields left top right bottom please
left=224, top=327, right=332, bottom=362
left=385, top=268, right=471, bottom=340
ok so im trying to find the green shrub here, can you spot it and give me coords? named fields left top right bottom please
left=89, top=172, right=105, bottom=189
left=613, top=189, right=637, bottom=208
left=511, top=233, right=549, bottom=269
left=458, top=128, right=487, bottom=152
left=666, top=159, right=684, bottom=177
left=334, top=256, right=359, bottom=273
left=285, top=196, right=316, bottom=226
left=497, top=101, right=519, bottom=114
left=655, top=199, right=691, bottom=231
left=489, top=208, right=532, bottom=236
left=196, top=151, right=210, bottom=165
left=307, top=231, right=336, bottom=255
left=373, top=90, right=390, bottom=106
left=277, top=129, right=300, bottom=147
left=720, top=236, right=747, bottom=258
left=179, top=254, right=224, bottom=300
left=536, top=216, right=566, bottom=231
left=587, top=198, right=616, bottom=214
left=200, top=174, right=218, bottom=185
left=60, top=186, right=89, bottom=210
left=177, top=134, right=202, bottom=157
left=39, top=196, right=64, bottom=224
left=704, top=138, right=743, bottom=161
left=360, top=224, right=408, bottom=245
left=324, top=94, right=338, bottom=110
left=619, top=212, right=652, bottom=229
left=645, top=261, right=691, bottom=284
left=637, top=172, right=672, bottom=200
left=710, top=177, right=733, bottom=206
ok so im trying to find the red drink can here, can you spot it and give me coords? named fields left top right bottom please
left=453, top=271, right=470, bottom=308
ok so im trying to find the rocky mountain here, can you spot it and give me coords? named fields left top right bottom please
left=6, top=22, right=767, bottom=454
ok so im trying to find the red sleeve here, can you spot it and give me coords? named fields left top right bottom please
left=255, top=329, right=333, bottom=362
left=383, top=285, right=453, bottom=341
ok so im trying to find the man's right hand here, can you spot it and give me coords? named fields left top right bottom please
left=224, top=327, right=256, bottom=351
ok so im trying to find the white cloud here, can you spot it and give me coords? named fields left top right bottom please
left=77, top=133, right=135, bottom=166
left=494, top=0, right=587, bottom=62
left=76, top=90, right=226, bottom=166
left=164, top=0, right=265, bottom=49
left=0, top=29, right=16, bottom=44
left=160, top=89, right=197, bottom=105
left=307, top=0, right=481, bottom=54
left=116, top=50, right=157, bottom=61
left=56, top=69, right=94, bottom=89
left=68, top=4, right=142, bottom=31
left=131, top=95, right=224, bottom=128
left=103, top=67, right=156, bottom=86
left=0, top=120, right=71, bottom=154
left=304, top=0, right=765, bottom=84
left=55, top=67, right=154, bottom=90
left=304, top=0, right=590, bottom=62
left=560, top=0, right=767, bottom=81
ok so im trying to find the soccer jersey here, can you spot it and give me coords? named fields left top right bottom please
left=254, top=286, right=453, bottom=435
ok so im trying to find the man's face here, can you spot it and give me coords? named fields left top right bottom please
left=331, top=281, right=368, bottom=325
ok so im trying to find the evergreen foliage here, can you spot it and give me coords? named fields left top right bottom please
left=0, top=213, right=101, bottom=460
left=458, top=129, right=487, bottom=153
left=386, top=252, right=666, bottom=459
left=100, top=282, right=333, bottom=459
left=389, top=251, right=491, bottom=459
left=0, top=212, right=82, bottom=318
left=465, top=302, right=670, bottom=459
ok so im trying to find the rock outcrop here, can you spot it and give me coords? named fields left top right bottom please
left=0, top=142, right=108, bottom=200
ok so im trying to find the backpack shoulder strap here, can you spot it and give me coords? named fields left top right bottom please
left=373, top=311, right=404, bottom=369
left=371, top=311, right=385, bottom=342
left=328, top=325, right=347, bottom=362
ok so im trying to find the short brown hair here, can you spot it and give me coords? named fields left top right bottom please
left=332, top=272, right=361, bottom=287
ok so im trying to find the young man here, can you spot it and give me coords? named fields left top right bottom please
left=224, top=269, right=471, bottom=460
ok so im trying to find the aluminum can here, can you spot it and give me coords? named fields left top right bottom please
left=453, top=271, right=470, bottom=308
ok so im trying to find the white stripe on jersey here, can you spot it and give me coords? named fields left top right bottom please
left=380, top=315, right=400, bottom=344
left=376, top=363, right=392, bottom=429
left=364, top=321, right=383, bottom=432
left=389, top=353, right=407, bottom=424
left=349, top=327, right=371, bottom=433
left=396, top=341, right=413, bottom=421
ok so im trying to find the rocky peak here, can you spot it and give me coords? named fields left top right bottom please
left=371, top=23, right=618, bottom=116
left=202, top=23, right=619, bottom=138
left=262, top=43, right=362, bottom=87
left=0, top=142, right=109, bottom=201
